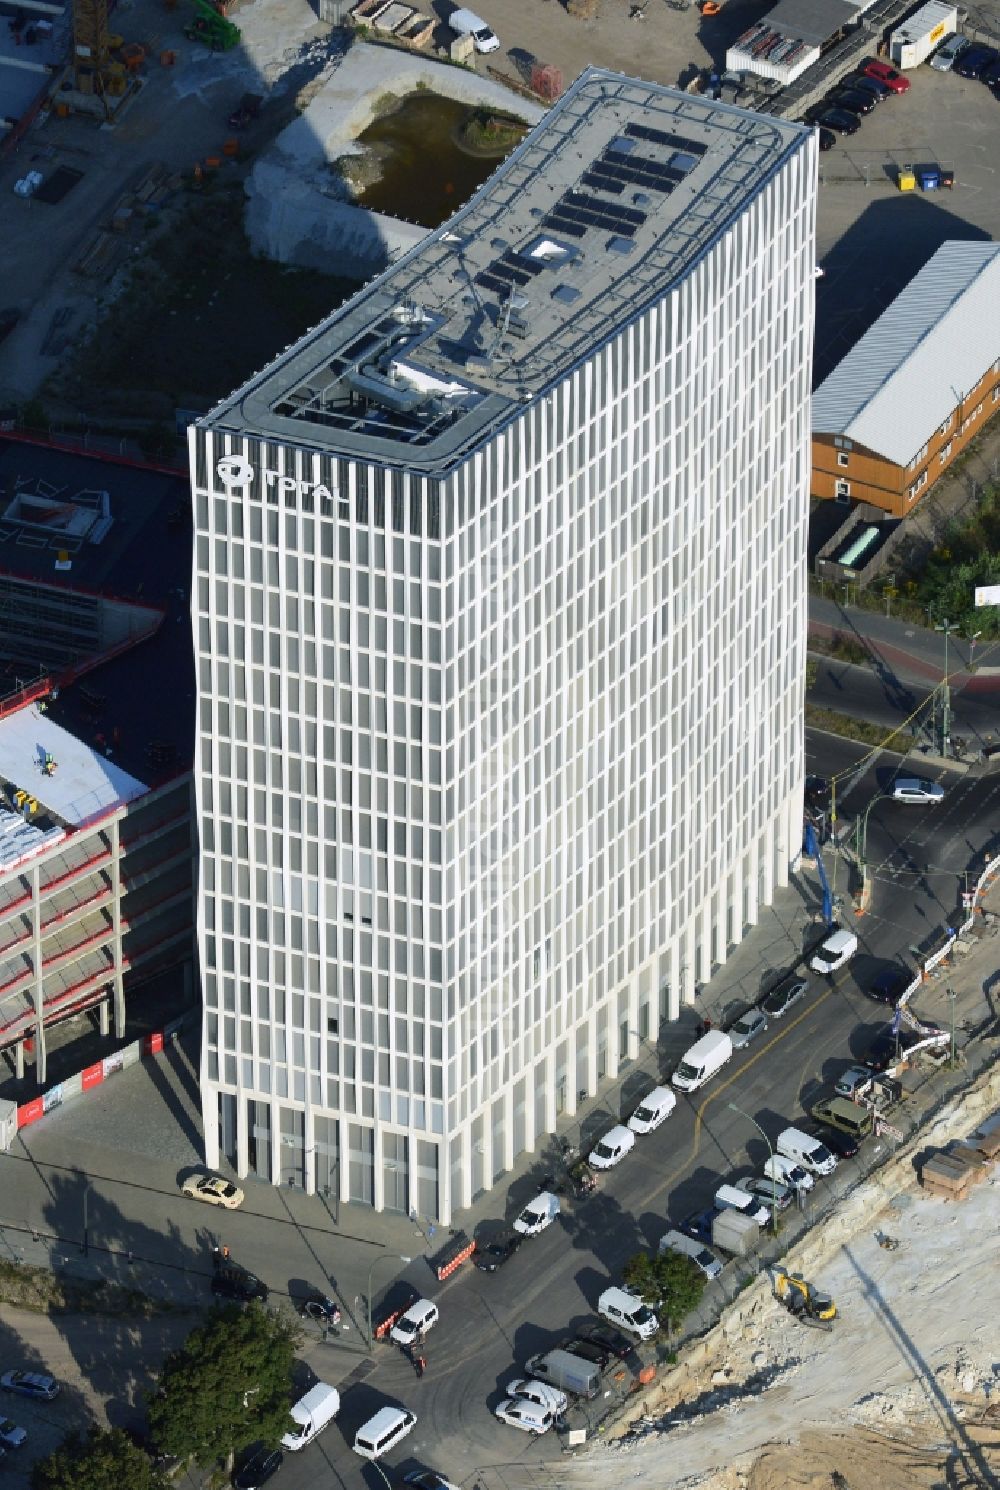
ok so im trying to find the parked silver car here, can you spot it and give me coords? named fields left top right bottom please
left=929, top=31, right=967, bottom=69
left=729, top=1008, right=768, bottom=1049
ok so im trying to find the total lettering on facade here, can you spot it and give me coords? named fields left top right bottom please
left=216, top=454, right=338, bottom=506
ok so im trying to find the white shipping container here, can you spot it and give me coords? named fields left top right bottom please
left=890, top=0, right=958, bottom=67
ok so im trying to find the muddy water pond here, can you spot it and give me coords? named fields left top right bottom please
left=352, top=92, right=525, bottom=228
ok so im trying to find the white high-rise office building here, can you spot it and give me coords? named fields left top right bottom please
left=191, top=70, right=816, bottom=1222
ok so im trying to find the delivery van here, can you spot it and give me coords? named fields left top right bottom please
left=715, top=1182, right=770, bottom=1226
left=777, top=1124, right=837, bottom=1176
left=810, top=1096, right=874, bottom=1140
left=352, top=1405, right=416, bottom=1460
left=447, top=6, right=499, bottom=50
left=597, top=1285, right=658, bottom=1340
left=525, top=1348, right=600, bottom=1398
left=672, top=1030, right=734, bottom=1092
left=281, top=1383, right=340, bottom=1451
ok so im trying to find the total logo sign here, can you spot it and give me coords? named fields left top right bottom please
left=216, top=454, right=338, bottom=504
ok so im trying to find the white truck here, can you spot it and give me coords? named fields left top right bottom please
left=281, top=1382, right=340, bottom=1451
left=889, top=0, right=958, bottom=67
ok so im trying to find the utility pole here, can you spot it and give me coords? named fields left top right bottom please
left=934, top=618, right=956, bottom=756
left=947, top=986, right=957, bottom=1068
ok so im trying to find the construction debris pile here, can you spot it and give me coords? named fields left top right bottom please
left=919, top=1112, right=1000, bottom=1200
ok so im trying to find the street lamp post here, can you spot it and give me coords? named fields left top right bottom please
left=947, top=985, right=958, bottom=1068
left=727, top=1103, right=777, bottom=1236
left=853, top=791, right=892, bottom=886
left=365, top=1254, right=412, bottom=1352
left=935, top=618, right=957, bottom=755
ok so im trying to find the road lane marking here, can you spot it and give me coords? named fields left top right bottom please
left=642, top=982, right=838, bottom=1208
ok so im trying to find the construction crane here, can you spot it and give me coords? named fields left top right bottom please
left=803, top=820, right=834, bottom=926
left=774, top=1269, right=836, bottom=1330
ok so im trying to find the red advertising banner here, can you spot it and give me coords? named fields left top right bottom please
left=81, top=1063, right=104, bottom=1092
left=18, top=1097, right=44, bottom=1128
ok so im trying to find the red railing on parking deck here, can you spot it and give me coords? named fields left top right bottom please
left=38, top=847, right=113, bottom=897
left=0, top=959, right=122, bottom=1044
left=0, top=675, right=51, bottom=722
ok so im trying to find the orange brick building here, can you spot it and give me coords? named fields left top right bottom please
left=812, top=241, right=1000, bottom=519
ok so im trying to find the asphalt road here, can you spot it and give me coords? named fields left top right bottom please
left=810, top=657, right=998, bottom=751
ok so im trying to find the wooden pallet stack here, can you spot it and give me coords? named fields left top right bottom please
left=920, top=1117, right=1000, bottom=1200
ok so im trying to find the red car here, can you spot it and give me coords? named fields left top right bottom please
left=861, top=57, right=911, bottom=93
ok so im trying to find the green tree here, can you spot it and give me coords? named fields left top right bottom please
left=31, top=1426, right=166, bottom=1490
left=623, top=1248, right=706, bottom=1330
left=147, top=1303, right=300, bottom=1468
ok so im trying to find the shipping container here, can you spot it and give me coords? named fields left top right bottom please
left=711, top=1208, right=760, bottom=1257
left=890, top=1, right=958, bottom=68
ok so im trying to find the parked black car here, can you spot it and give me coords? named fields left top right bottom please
left=804, top=775, right=831, bottom=806
left=862, top=1028, right=921, bottom=1072
left=817, top=127, right=837, bottom=151
left=681, top=1207, right=719, bottom=1246
left=828, top=88, right=877, bottom=115
left=808, top=1122, right=860, bottom=1159
left=211, top=1262, right=268, bottom=1303
left=814, top=107, right=861, bottom=135
left=560, top=1336, right=613, bottom=1368
left=574, top=1320, right=637, bottom=1361
left=954, top=44, right=999, bottom=77
left=234, top=1445, right=283, bottom=1490
left=472, top=1230, right=522, bottom=1272
left=868, top=963, right=913, bottom=1006
left=844, top=73, right=891, bottom=101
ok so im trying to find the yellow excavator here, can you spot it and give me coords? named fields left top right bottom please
left=774, top=1269, right=837, bottom=1331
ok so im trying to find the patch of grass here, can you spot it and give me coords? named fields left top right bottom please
left=0, top=1259, right=183, bottom=1317
left=460, top=109, right=529, bottom=154
left=805, top=703, right=914, bottom=750
left=808, top=631, right=870, bottom=666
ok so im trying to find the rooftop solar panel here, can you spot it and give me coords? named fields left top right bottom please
left=581, top=170, right=625, bottom=196
left=624, top=121, right=708, bottom=154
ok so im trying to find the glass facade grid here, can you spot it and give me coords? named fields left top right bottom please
left=193, top=124, right=816, bottom=1221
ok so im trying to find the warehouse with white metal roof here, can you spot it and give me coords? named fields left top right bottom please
left=811, top=241, right=1000, bottom=518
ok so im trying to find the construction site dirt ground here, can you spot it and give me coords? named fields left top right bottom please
left=0, top=0, right=747, bottom=414
left=559, top=1056, right=1000, bottom=1490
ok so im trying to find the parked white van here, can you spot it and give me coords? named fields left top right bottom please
left=628, top=1085, right=677, bottom=1135
left=715, top=1182, right=770, bottom=1227
left=659, top=1229, right=723, bottom=1280
left=598, top=1285, right=659, bottom=1339
left=776, top=1125, right=837, bottom=1177
left=352, top=1405, right=417, bottom=1460
left=513, top=1190, right=560, bottom=1236
left=764, top=1154, right=815, bottom=1193
left=447, top=6, right=500, bottom=50
left=672, top=1030, right=733, bottom=1092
